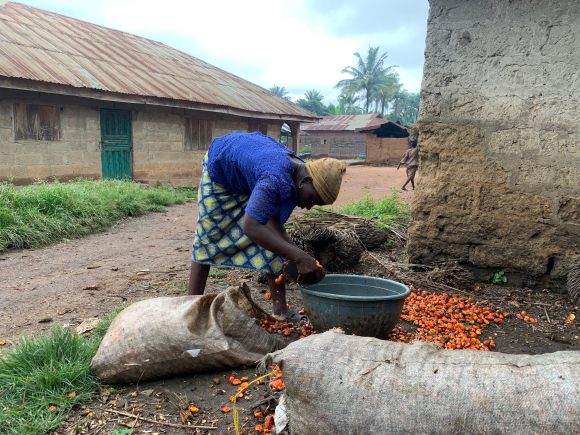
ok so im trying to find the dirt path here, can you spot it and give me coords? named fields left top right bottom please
left=334, top=165, right=416, bottom=206
left=0, top=204, right=198, bottom=341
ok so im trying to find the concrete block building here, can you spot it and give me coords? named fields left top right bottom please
left=0, top=1, right=318, bottom=185
left=300, top=114, right=387, bottom=158
left=409, top=0, right=580, bottom=289
left=355, top=121, right=411, bottom=164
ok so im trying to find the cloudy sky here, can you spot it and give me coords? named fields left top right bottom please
left=18, top=0, right=430, bottom=105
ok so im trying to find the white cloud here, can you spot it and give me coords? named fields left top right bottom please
left=18, top=0, right=429, bottom=105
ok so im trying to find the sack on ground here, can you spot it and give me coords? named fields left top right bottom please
left=271, top=331, right=580, bottom=435
left=91, top=284, right=282, bottom=384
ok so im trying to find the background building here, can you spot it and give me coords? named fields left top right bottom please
left=300, top=114, right=387, bottom=158
left=0, top=1, right=318, bottom=185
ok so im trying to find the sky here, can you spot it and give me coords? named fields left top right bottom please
left=17, top=0, right=430, bottom=105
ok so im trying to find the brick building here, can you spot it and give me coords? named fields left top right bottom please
left=300, top=114, right=387, bottom=158
left=355, top=121, right=411, bottom=164
left=0, top=1, right=318, bottom=185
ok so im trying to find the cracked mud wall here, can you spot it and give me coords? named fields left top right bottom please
left=409, top=0, right=580, bottom=288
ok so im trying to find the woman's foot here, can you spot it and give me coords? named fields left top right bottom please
left=401, top=187, right=407, bottom=191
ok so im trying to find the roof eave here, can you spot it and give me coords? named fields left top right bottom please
left=0, top=76, right=321, bottom=123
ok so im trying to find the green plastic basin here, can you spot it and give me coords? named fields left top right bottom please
left=299, top=274, right=410, bottom=338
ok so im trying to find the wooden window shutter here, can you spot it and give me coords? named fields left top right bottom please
left=14, top=103, right=60, bottom=141
left=185, top=118, right=213, bottom=151
left=248, top=123, right=268, bottom=135
left=38, top=105, right=61, bottom=140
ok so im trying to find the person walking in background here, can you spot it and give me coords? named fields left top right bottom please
left=398, top=141, right=419, bottom=191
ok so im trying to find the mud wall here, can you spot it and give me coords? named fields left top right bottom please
left=0, top=89, right=283, bottom=186
left=409, top=0, right=580, bottom=289
left=365, top=135, right=409, bottom=164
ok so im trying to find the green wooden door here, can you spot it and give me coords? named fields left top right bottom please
left=100, top=109, right=132, bottom=180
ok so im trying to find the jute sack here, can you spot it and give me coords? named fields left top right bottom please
left=270, top=330, right=580, bottom=435
left=91, top=284, right=282, bottom=384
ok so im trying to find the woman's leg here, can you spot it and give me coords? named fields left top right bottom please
left=188, top=261, right=211, bottom=295
left=267, top=273, right=288, bottom=317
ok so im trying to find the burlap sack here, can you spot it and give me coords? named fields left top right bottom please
left=271, top=331, right=580, bottom=435
left=91, top=284, right=282, bottom=384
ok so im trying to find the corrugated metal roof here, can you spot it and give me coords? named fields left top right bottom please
left=355, top=120, right=410, bottom=135
left=302, top=114, right=388, bottom=131
left=0, top=1, right=319, bottom=120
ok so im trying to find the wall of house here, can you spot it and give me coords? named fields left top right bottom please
left=365, top=134, right=409, bottom=164
left=408, top=0, right=580, bottom=290
left=301, top=131, right=366, bottom=158
left=0, top=98, right=102, bottom=184
left=0, top=89, right=283, bottom=186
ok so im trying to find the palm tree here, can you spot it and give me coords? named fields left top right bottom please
left=295, top=89, right=329, bottom=116
left=390, top=89, right=410, bottom=120
left=334, top=46, right=398, bottom=113
left=374, top=75, right=400, bottom=116
left=269, top=85, right=291, bottom=101
left=399, top=92, right=420, bottom=124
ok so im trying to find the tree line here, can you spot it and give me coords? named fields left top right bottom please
left=268, top=46, right=419, bottom=125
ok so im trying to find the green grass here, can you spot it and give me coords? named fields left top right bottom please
left=209, top=268, right=228, bottom=278
left=329, top=188, right=410, bottom=227
left=0, top=179, right=194, bottom=252
left=0, top=304, right=132, bottom=435
left=0, top=326, right=101, bottom=435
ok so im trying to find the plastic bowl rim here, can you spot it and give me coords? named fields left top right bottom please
left=299, top=274, right=411, bottom=302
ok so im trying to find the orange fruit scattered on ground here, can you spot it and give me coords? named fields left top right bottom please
left=190, top=406, right=198, bottom=413
left=68, top=392, right=76, bottom=397
left=265, top=293, right=272, bottom=300
left=221, top=406, right=231, bottom=413
left=387, top=286, right=536, bottom=351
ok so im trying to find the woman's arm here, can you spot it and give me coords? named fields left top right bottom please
left=243, top=213, right=322, bottom=285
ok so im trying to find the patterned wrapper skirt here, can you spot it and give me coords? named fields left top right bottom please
left=192, top=154, right=284, bottom=275
left=406, top=165, right=418, bottom=179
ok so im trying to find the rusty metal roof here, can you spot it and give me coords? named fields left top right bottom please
left=301, top=114, right=387, bottom=131
left=0, top=1, right=319, bottom=120
left=355, top=120, right=410, bottom=137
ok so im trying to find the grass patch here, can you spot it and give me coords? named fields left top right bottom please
left=0, top=179, right=194, bottom=252
left=0, top=304, right=131, bottom=434
left=329, top=189, right=409, bottom=226
left=324, top=188, right=411, bottom=230
left=0, top=326, right=101, bottom=435
left=209, top=268, right=228, bottom=278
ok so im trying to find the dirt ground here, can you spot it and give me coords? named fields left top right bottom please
left=1, top=165, right=579, bottom=435
left=0, top=165, right=413, bottom=342
left=336, top=164, right=416, bottom=205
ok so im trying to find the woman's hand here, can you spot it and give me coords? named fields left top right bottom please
left=294, top=251, right=324, bottom=286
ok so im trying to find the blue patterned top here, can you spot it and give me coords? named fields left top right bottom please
left=207, top=131, right=299, bottom=225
